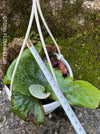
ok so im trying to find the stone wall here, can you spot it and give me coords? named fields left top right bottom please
left=0, top=0, right=100, bottom=42
left=49, top=0, right=62, bottom=14
left=0, top=0, right=10, bottom=16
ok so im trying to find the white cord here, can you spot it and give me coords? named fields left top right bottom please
left=36, top=0, right=74, bottom=78
left=10, top=0, right=35, bottom=93
left=55, top=53, right=74, bottom=77
left=36, top=0, right=61, bottom=55
left=34, top=0, right=59, bottom=86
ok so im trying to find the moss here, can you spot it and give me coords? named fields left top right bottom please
left=5, top=0, right=100, bottom=40
left=29, top=31, right=40, bottom=41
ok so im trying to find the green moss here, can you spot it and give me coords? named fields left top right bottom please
left=29, top=31, right=40, bottom=41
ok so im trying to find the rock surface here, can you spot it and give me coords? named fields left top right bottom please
left=82, top=0, right=100, bottom=11
left=0, top=88, right=100, bottom=134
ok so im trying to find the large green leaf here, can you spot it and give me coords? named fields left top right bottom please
left=64, top=80, right=100, bottom=109
left=11, top=91, right=44, bottom=125
left=3, top=42, right=44, bottom=96
left=3, top=42, right=100, bottom=110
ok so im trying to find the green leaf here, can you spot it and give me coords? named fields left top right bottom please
left=29, top=84, right=50, bottom=99
left=3, top=42, right=100, bottom=109
left=64, top=80, right=100, bottom=109
left=11, top=91, right=44, bottom=125
left=3, top=42, right=43, bottom=96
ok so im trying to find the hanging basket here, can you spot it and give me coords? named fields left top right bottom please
left=4, top=55, right=73, bottom=115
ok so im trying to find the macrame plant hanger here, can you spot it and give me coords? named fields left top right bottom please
left=5, top=0, right=86, bottom=133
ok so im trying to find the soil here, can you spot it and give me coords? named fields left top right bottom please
left=0, top=38, right=100, bottom=134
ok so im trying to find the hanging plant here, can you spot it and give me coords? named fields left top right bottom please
left=3, top=42, right=100, bottom=125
